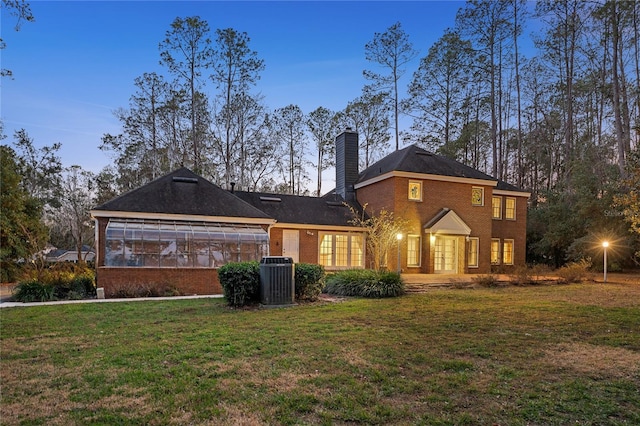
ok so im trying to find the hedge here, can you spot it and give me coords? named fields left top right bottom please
left=324, top=269, right=405, bottom=298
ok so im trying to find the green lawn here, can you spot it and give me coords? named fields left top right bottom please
left=1, top=283, right=639, bottom=425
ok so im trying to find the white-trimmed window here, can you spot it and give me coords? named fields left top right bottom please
left=503, top=239, right=514, bottom=265
left=491, top=238, right=501, bottom=265
left=319, top=232, right=365, bottom=269
left=505, top=197, right=516, bottom=220
left=472, top=187, right=484, bottom=206
left=407, top=235, right=421, bottom=267
left=492, top=196, right=502, bottom=219
left=408, top=180, right=422, bottom=201
left=468, top=237, right=479, bottom=268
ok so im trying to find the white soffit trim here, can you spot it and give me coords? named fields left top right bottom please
left=355, top=171, right=498, bottom=189
left=493, top=189, right=531, bottom=198
left=90, top=210, right=276, bottom=225
left=271, top=223, right=364, bottom=232
left=424, top=210, right=472, bottom=235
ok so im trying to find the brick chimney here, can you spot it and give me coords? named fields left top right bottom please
left=335, top=129, right=358, bottom=201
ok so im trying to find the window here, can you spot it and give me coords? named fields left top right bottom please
left=468, top=237, right=479, bottom=268
left=319, top=232, right=365, bottom=269
left=335, top=234, right=349, bottom=267
left=471, top=187, right=484, bottom=206
left=492, top=196, right=502, bottom=219
left=503, top=239, right=514, bottom=265
left=407, top=235, right=421, bottom=267
left=105, top=219, right=268, bottom=268
left=408, top=180, right=422, bottom=201
left=505, top=197, right=516, bottom=220
left=491, top=238, right=501, bottom=265
left=350, top=235, right=364, bottom=267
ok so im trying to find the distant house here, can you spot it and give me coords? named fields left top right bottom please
left=91, top=130, right=529, bottom=297
left=45, top=246, right=95, bottom=263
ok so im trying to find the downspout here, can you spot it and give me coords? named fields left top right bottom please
left=267, top=221, right=277, bottom=256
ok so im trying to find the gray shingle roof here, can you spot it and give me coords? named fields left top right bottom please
left=358, top=144, right=498, bottom=184
left=233, top=191, right=363, bottom=227
left=495, top=179, right=523, bottom=192
left=93, top=168, right=271, bottom=219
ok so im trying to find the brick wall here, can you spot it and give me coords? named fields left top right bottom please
left=97, top=267, right=222, bottom=297
left=268, top=227, right=320, bottom=264
left=357, top=176, right=499, bottom=273
left=490, top=194, right=529, bottom=269
left=269, top=227, right=283, bottom=256
left=298, top=230, right=319, bottom=264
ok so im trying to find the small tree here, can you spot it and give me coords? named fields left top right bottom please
left=347, top=203, right=409, bottom=271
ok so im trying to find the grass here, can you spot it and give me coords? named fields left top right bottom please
left=1, top=282, right=639, bottom=425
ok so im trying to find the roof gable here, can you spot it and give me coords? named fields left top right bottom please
left=424, top=208, right=471, bottom=235
left=93, top=168, right=271, bottom=220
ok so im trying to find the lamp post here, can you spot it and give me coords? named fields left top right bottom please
left=396, top=233, right=403, bottom=274
left=602, top=241, right=609, bottom=283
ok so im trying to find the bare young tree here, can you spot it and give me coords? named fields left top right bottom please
left=55, top=166, right=95, bottom=264
left=347, top=203, right=409, bottom=271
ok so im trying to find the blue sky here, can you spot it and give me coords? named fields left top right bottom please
left=2, top=1, right=466, bottom=174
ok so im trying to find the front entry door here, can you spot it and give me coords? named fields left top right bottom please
left=282, top=230, right=299, bottom=263
left=434, top=236, right=457, bottom=274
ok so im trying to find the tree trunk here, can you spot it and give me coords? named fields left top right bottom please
left=611, top=0, right=627, bottom=176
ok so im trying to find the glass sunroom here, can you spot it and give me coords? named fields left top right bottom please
left=104, top=219, right=269, bottom=268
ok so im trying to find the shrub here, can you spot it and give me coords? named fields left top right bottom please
left=509, top=264, right=554, bottom=285
left=473, top=274, right=500, bottom=287
left=12, top=265, right=97, bottom=302
left=294, top=263, right=325, bottom=301
left=110, top=282, right=182, bottom=298
left=218, top=261, right=260, bottom=307
left=72, top=274, right=97, bottom=298
left=324, top=269, right=405, bottom=298
left=509, top=266, right=535, bottom=285
left=557, top=259, right=592, bottom=284
left=12, top=280, right=55, bottom=302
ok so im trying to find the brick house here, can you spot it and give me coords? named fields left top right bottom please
left=91, top=130, right=528, bottom=297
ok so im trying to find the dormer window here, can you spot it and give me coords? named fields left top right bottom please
left=408, top=180, right=422, bottom=201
